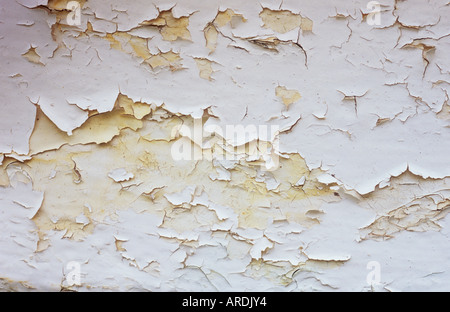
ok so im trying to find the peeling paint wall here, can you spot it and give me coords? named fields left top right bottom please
left=1, top=0, right=449, bottom=291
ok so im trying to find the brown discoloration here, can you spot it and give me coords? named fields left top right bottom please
left=141, top=9, right=191, bottom=41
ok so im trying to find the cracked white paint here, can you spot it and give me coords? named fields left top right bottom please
left=108, top=168, right=134, bottom=183
left=0, top=0, right=450, bottom=291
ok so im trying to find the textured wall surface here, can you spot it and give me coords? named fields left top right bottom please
left=1, top=0, right=449, bottom=291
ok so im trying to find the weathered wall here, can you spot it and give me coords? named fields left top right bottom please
left=0, top=0, right=449, bottom=291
